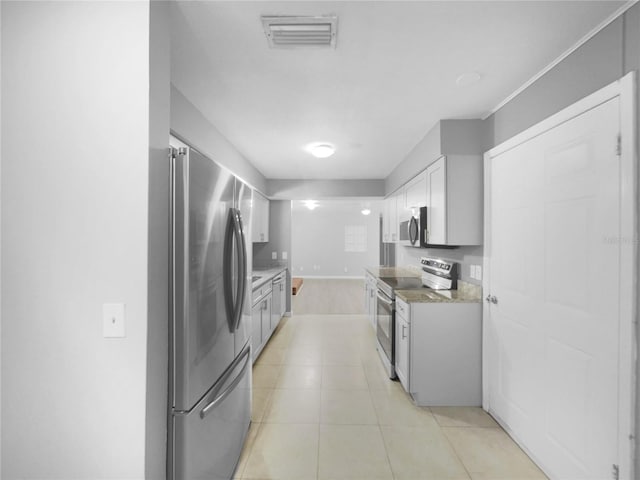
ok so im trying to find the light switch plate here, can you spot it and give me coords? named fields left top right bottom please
left=476, top=265, right=482, bottom=280
left=272, top=251, right=277, bottom=260
left=103, top=303, right=125, bottom=338
left=282, top=251, right=288, bottom=260
left=470, top=265, right=477, bottom=279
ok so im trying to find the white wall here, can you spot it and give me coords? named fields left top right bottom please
left=292, top=201, right=383, bottom=278
left=2, top=2, right=154, bottom=478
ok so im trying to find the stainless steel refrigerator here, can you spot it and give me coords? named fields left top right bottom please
left=169, top=145, right=252, bottom=480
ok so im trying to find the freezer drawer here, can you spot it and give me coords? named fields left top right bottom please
left=171, top=342, right=252, bottom=480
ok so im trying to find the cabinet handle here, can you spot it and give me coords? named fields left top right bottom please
left=401, top=324, right=407, bottom=339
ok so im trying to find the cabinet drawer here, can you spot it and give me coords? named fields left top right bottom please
left=396, top=298, right=409, bottom=320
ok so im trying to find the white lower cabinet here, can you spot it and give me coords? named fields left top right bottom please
left=252, top=268, right=288, bottom=363
left=394, top=297, right=482, bottom=406
left=395, top=308, right=410, bottom=391
left=251, top=286, right=272, bottom=362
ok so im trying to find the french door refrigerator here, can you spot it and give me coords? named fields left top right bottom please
left=169, top=145, right=252, bottom=480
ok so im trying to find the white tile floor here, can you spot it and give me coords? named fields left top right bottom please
left=235, top=314, right=548, bottom=480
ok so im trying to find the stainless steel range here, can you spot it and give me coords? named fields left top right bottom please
left=420, top=257, right=458, bottom=290
left=375, top=275, right=421, bottom=379
left=375, top=258, right=459, bottom=379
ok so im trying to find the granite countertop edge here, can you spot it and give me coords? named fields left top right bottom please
left=252, top=266, right=287, bottom=290
left=365, top=265, right=482, bottom=304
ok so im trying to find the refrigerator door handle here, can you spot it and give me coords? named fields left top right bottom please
left=200, top=342, right=251, bottom=420
left=232, top=209, right=248, bottom=332
left=223, top=210, right=237, bottom=333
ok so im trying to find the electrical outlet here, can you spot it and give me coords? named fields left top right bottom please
left=271, top=251, right=277, bottom=260
left=103, top=303, right=125, bottom=338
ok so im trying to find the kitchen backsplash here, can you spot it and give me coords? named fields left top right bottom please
left=396, top=243, right=484, bottom=286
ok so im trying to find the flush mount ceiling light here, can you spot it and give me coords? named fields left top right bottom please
left=361, top=209, right=371, bottom=216
left=303, top=200, right=319, bottom=210
left=305, top=142, right=336, bottom=158
left=261, top=15, right=338, bottom=49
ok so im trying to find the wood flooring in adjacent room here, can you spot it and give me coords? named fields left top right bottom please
left=238, top=279, right=548, bottom=480
left=291, top=278, right=366, bottom=315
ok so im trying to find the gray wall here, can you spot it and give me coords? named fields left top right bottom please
left=269, top=179, right=385, bottom=199
left=385, top=119, right=487, bottom=195
left=171, top=86, right=268, bottom=195
left=1, top=2, right=157, bottom=478
left=486, top=15, right=625, bottom=147
left=292, top=202, right=383, bottom=278
left=146, top=1, right=170, bottom=478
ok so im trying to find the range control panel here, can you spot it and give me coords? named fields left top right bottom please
left=420, top=257, right=458, bottom=290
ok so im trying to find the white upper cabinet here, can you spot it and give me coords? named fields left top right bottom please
left=383, top=194, right=399, bottom=243
left=404, top=171, right=427, bottom=211
left=252, top=191, right=269, bottom=243
left=425, top=157, right=446, bottom=245
left=425, top=155, right=482, bottom=246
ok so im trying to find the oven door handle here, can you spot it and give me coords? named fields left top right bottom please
left=376, top=291, right=393, bottom=306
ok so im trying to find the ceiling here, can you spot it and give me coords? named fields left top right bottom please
left=170, top=1, right=625, bottom=181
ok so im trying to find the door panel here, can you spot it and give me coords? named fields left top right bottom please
left=173, top=149, right=236, bottom=410
left=487, top=98, right=620, bottom=479
left=173, top=345, right=251, bottom=480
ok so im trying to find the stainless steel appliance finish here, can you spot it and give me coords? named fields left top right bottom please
left=379, top=216, right=396, bottom=266
left=421, top=257, right=458, bottom=290
left=169, top=146, right=252, bottom=480
left=375, top=275, right=421, bottom=379
left=399, top=216, right=420, bottom=246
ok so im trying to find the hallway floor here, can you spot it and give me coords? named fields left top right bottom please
left=235, top=312, right=548, bottom=480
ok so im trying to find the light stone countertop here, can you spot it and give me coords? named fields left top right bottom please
left=395, top=281, right=482, bottom=304
left=364, top=266, right=422, bottom=278
left=252, top=266, right=287, bottom=291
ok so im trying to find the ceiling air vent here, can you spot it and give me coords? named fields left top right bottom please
left=261, top=15, right=337, bottom=49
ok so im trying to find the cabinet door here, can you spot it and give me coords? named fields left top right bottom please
left=395, top=314, right=410, bottom=392
left=252, top=192, right=269, bottom=243
left=388, top=194, right=399, bottom=243
left=251, top=302, right=262, bottom=362
left=425, top=157, right=446, bottom=245
left=405, top=171, right=427, bottom=210
left=271, top=282, right=281, bottom=331
left=261, top=295, right=272, bottom=342
left=382, top=198, right=391, bottom=242
left=279, top=281, right=286, bottom=317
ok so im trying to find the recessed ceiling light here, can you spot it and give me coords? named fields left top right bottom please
left=456, top=71, right=482, bottom=87
left=305, top=143, right=336, bottom=158
left=361, top=209, right=371, bottom=216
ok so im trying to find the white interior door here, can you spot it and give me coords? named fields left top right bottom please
left=485, top=97, right=623, bottom=479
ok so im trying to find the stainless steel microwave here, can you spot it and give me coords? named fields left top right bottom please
left=399, top=216, right=420, bottom=246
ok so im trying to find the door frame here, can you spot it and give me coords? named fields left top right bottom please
left=482, top=72, right=637, bottom=479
